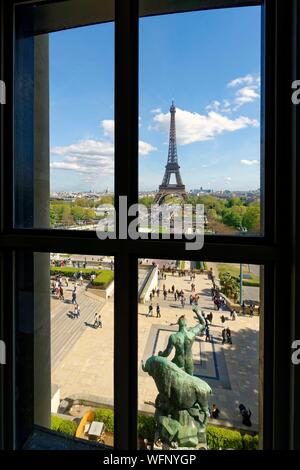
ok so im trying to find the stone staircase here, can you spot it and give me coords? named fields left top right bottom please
left=51, top=287, right=106, bottom=371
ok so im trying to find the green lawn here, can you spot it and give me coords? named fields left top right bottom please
left=92, top=270, right=114, bottom=288
left=50, top=267, right=114, bottom=288
left=217, top=263, right=260, bottom=287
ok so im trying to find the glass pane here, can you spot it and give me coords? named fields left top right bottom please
left=14, top=4, right=114, bottom=230
left=139, top=6, right=262, bottom=237
left=138, top=260, right=261, bottom=449
left=16, top=252, right=114, bottom=447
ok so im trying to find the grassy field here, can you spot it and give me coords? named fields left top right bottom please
left=217, top=263, right=260, bottom=287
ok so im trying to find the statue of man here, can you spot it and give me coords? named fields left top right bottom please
left=158, top=307, right=206, bottom=376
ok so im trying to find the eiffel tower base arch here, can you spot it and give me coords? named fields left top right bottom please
left=154, top=186, right=188, bottom=205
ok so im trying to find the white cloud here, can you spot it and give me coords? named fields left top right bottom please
left=101, top=119, right=114, bottom=139
left=226, top=74, right=261, bottom=110
left=51, top=139, right=114, bottom=179
left=151, top=107, right=161, bottom=113
left=52, top=139, right=114, bottom=157
left=50, top=124, right=157, bottom=180
left=101, top=119, right=156, bottom=155
left=224, top=176, right=232, bottom=181
left=206, top=98, right=233, bottom=114
left=240, top=159, right=259, bottom=166
left=228, top=74, right=259, bottom=88
left=139, top=140, right=157, bottom=155
left=152, top=107, right=258, bottom=145
left=205, top=100, right=221, bottom=111
left=234, top=86, right=260, bottom=107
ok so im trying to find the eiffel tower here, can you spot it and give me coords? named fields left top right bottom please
left=155, top=101, right=187, bottom=204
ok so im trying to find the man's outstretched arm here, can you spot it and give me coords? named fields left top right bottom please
left=158, top=335, right=174, bottom=358
left=190, top=308, right=206, bottom=335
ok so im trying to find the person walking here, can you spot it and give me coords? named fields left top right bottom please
left=73, top=304, right=80, bottom=318
left=221, top=328, right=226, bottom=345
left=163, top=290, right=167, bottom=301
left=249, top=304, right=254, bottom=317
left=93, top=313, right=100, bottom=328
left=59, top=286, right=64, bottom=301
left=239, top=404, right=252, bottom=427
left=221, top=314, right=226, bottom=324
left=156, top=304, right=161, bottom=318
left=72, top=288, right=77, bottom=305
left=211, top=404, right=220, bottom=419
left=226, top=327, right=232, bottom=344
left=147, top=304, right=153, bottom=317
left=205, top=325, right=210, bottom=342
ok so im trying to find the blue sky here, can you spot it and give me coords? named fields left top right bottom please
left=50, top=6, right=261, bottom=193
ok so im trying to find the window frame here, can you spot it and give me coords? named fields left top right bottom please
left=0, top=0, right=299, bottom=450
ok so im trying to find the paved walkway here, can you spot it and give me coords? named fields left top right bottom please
left=51, top=284, right=106, bottom=370
left=139, top=270, right=259, bottom=431
left=51, top=268, right=259, bottom=432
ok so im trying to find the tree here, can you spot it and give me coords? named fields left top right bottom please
left=74, top=197, right=94, bottom=208
left=50, top=206, right=56, bottom=227
left=242, top=203, right=260, bottom=232
left=219, top=272, right=240, bottom=302
left=207, top=208, right=218, bottom=220
left=95, top=195, right=114, bottom=206
left=139, top=196, right=155, bottom=207
left=196, top=195, right=226, bottom=216
left=71, top=206, right=86, bottom=223
left=226, top=197, right=242, bottom=208
left=222, top=206, right=246, bottom=228
left=60, top=204, right=74, bottom=226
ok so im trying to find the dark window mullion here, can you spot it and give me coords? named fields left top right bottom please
left=270, top=0, right=294, bottom=449
left=114, top=0, right=139, bottom=450
left=291, top=0, right=300, bottom=450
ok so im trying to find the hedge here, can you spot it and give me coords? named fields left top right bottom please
left=51, top=416, right=77, bottom=437
left=50, top=267, right=114, bottom=287
left=137, top=415, right=156, bottom=441
left=92, top=271, right=114, bottom=288
left=50, top=267, right=101, bottom=279
left=51, top=409, right=259, bottom=450
left=217, top=263, right=260, bottom=288
left=94, top=408, right=114, bottom=433
left=207, top=426, right=243, bottom=450
left=242, top=432, right=259, bottom=450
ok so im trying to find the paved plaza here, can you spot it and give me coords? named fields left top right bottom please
left=51, top=266, right=259, bottom=431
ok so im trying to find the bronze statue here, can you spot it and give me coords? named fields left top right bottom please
left=142, top=307, right=211, bottom=448
left=158, top=307, right=206, bottom=375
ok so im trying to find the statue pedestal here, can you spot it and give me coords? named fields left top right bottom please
left=153, top=433, right=207, bottom=451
